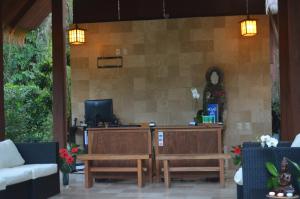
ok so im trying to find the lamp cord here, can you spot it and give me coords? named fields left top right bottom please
left=117, top=0, right=121, bottom=20
left=246, top=0, right=249, bottom=15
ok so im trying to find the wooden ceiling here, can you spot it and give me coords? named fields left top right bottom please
left=74, top=0, right=266, bottom=24
left=2, top=0, right=51, bottom=32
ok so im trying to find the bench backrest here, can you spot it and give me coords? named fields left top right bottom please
left=88, top=127, right=152, bottom=168
left=88, top=127, right=152, bottom=155
left=154, top=126, right=222, bottom=168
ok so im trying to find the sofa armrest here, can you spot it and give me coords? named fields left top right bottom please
left=15, top=142, right=59, bottom=164
left=243, top=141, right=292, bottom=148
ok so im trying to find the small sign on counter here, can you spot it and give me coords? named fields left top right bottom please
left=158, top=131, right=164, bottom=146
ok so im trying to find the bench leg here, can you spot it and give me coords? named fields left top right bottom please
left=84, top=160, right=93, bottom=188
left=156, top=159, right=160, bottom=182
left=219, top=159, right=225, bottom=188
left=163, top=160, right=170, bottom=188
left=149, top=158, right=153, bottom=183
left=137, top=159, right=144, bottom=187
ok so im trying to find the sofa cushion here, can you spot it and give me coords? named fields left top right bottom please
left=291, top=134, right=300, bottom=147
left=0, top=139, right=25, bottom=169
left=0, top=167, right=32, bottom=186
left=0, top=177, right=6, bottom=191
left=17, top=164, right=58, bottom=179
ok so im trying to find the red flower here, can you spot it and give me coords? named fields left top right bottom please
left=59, top=148, right=67, bottom=154
left=71, top=147, right=79, bottom=154
left=66, top=155, right=74, bottom=165
left=233, top=146, right=241, bottom=155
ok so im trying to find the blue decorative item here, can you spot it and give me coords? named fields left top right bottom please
left=207, top=104, right=218, bottom=123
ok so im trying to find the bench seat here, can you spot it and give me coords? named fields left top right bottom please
left=157, top=153, right=230, bottom=188
left=78, top=154, right=150, bottom=188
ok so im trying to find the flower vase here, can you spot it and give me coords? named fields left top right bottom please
left=62, top=173, right=69, bottom=186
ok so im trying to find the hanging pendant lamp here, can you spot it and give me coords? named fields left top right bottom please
left=240, top=0, right=257, bottom=37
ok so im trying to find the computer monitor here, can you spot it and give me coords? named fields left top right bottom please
left=84, top=99, right=113, bottom=127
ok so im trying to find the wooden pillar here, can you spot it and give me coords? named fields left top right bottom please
left=52, top=0, right=67, bottom=147
left=279, top=0, right=300, bottom=140
left=0, top=1, right=5, bottom=141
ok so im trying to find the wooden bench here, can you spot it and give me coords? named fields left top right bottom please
left=78, top=154, right=150, bottom=188
left=157, top=153, right=230, bottom=188
left=154, top=126, right=229, bottom=187
left=78, top=127, right=152, bottom=188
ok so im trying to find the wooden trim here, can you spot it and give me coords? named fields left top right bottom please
left=154, top=129, right=160, bottom=182
left=156, top=154, right=230, bottom=160
left=163, top=167, right=220, bottom=172
left=0, top=0, right=5, bottom=141
left=52, top=0, right=67, bottom=147
left=90, top=167, right=138, bottom=172
left=147, top=128, right=153, bottom=183
left=78, top=154, right=150, bottom=161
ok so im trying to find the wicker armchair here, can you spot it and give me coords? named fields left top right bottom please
left=240, top=142, right=300, bottom=199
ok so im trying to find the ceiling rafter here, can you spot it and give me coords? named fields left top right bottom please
left=8, top=0, right=37, bottom=32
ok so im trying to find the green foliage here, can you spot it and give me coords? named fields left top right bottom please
left=265, top=162, right=280, bottom=190
left=3, top=15, right=72, bottom=143
left=5, top=83, right=53, bottom=142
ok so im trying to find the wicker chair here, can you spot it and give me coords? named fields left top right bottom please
left=240, top=142, right=300, bottom=199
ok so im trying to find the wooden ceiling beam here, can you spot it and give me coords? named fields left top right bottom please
left=8, top=0, right=37, bottom=32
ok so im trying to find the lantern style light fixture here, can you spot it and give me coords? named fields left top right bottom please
left=240, top=0, right=257, bottom=37
left=68, top=24, right=86, bottom=45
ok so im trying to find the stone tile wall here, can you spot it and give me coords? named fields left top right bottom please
left=70, top=15, right=271, bottom=146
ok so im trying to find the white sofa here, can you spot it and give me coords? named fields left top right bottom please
left=0, top=139, right=60, bottom=199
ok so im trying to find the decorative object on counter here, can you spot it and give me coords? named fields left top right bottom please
left=59, top=143, right=82, bottom=186
left=203, top=67, right=226, bottom=123
left=260, top=135, right=279, bottom=148
left=202, top=115, right=215, bottom=123
left=266, top=157, right=297, bottom=198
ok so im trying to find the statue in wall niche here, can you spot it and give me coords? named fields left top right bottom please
left=203, top=67, right=226, bottom=123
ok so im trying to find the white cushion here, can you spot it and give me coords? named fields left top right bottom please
left=291, top=134, right=300, bottom=147
left=17, top=164, right=57, bottom=179
left=0, top=177, right=6, bottom=191
left=234, top=167, right=243, bottom=186
left=0, top=139, right=25, bottom=169
left=0, top=167, right=31, bottom=186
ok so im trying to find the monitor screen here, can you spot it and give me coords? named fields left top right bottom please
left=84, top=99, right=113, bottom=127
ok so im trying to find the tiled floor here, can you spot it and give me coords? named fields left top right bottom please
left=51, top=174, right=236, bottom=199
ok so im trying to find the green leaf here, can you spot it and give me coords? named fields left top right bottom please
left=265, top=162, right=279, bottom=177
left=287, top=159, right=300, bottom=174
left=267, top=178, right=273, bottom=189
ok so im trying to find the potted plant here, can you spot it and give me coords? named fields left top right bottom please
left=231, top=145, right=243, bottom=199
left=59, top=143, right=81, bottom=186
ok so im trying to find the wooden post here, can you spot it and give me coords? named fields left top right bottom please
left=52, top=0, right=67, bottom=147
left=163, top=160, right=170, bottom=188
left=84, top=160, right=93, bottom=188
left=0, top=1, right=5, bottom=141
left=279, top=0, right=300, bottom=140
left=137, top=159, right=144, bottom=188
